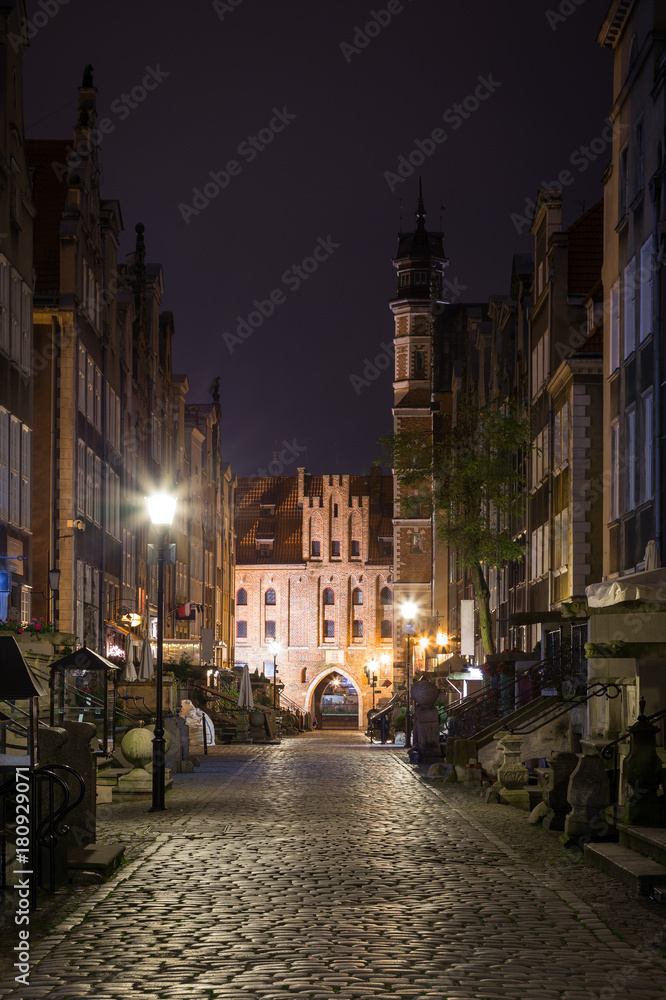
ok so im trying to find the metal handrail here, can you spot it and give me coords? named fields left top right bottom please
left=33, top=763, right=85, bottom=896
left=600, top=698, right=666, bottom=760
left=508, top=682, right=622, bottom=736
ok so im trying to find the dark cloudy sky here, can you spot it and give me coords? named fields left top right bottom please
left=23, top=0, right=612, bottom=476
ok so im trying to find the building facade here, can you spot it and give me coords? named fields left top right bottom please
left=234, top=469, right=393, bottom=725
left=0, top=0, right=35, bottom=623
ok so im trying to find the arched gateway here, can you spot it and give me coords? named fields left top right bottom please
left=307, top=669, right=362, bottom=730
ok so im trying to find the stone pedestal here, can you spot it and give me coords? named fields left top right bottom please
left=165, top=716, right=193, bottom=774
left=540, top=751, right=579, bottom=831
left=116, top=727, right=172, bottom=795
left=38, top=721, right=97, bottom=847
left=621, top=700, right=666, bottom=826
left=495, top=733, right=530, bottom=810
left=409, top=678, right=443, bottom=765
left=563, top=740, right=611, bottom=843
left=248, top=709, right=268, bottom=741
left=234, top=710, right=251, bottom=742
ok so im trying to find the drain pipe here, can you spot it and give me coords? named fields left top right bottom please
left=650, top=170, right=664, bottom=564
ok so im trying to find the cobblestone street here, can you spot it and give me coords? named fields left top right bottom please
left=2, top=732, right=666, bottom=1000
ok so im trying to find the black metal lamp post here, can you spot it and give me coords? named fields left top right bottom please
left=146, top=492, right=177, bottom=813
left=268, top=640, right=281, bottom=738
left=401, top=601, right=417, bottom=748
left=48, top=568, right=60, bottom=628
left=367, top=659, right=378, bottom=743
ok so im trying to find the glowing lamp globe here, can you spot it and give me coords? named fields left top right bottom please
left=146, top=493, right=177, bottom=525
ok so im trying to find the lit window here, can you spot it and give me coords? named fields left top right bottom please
left=410, top=534, right=422, bottom=553
left=609, top=281, right=620, bottom=373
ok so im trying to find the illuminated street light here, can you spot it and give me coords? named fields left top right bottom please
left=401, top=601, right=418, bottom=748
left=146, top=491, right=177, bottom=812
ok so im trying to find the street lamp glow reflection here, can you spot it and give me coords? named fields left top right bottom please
left=437, top=631, right=449, bottom=647
left=418, top=635, right=430, bottom=649
left=146, top=493, right=177, bottom=525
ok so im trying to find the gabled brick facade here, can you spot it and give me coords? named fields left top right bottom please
left=234, top=468, right=394, bottom=725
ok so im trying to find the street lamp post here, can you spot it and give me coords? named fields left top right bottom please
left=367, top=659, right=378, bottom=743
left=268, top=640, right=281, bottom=738
left=146, top=492, right=177, bottom=812
left=48, top=568, right=60, bottom=628
left=401, top=601, right=417, bottom=748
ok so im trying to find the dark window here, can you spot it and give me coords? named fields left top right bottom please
left=619, top=146, right=629, bottom=218
left=324, top=620, right=335, bottom=638
left=399, top=272, right=410, bottom=286
left=414, top=271, right=428, bottom=285
left=380, top=587, right=392, bottom=606
left=265, top=620, right=276, bottom=639
left=236, top=620, right=247, bottom=638
left=381, top=620, right=393, bottom=639
left=323, top=588, right=335, bottom=606
left=415, top=350, right=425, bottom=374
left=236, top=588, right=247, bottom=606
left=331, top=540, right=340, bottom=557
left=311, top=540, right=320, bottom=557
left=352, top=620, right=363, bottom=638
left=352, top=588, right=363, bottom=606
left=265, top=588, right=276, bottom=605
left=351, top=540, right=360, bottom=557
left=333, top=503, right=338, bottom=518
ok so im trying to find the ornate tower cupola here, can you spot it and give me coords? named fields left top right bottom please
left=390, top=181, right=448, bottom=406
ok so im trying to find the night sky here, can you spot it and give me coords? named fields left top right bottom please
left=23, top=0, right=611, bottom=476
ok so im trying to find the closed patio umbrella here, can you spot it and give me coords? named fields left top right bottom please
left=138, top=637, right=154, bottom=682
left=237, top=664, right=254, bottom=710
left=121, top=632, right=138, bottom=683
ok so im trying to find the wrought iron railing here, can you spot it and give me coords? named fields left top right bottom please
left=446, top=642, right=584, bottom=740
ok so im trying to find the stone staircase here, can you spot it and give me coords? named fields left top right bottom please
left=474, top=695, right=561, bottom=750
left=585, top=825, right=666, bottom=897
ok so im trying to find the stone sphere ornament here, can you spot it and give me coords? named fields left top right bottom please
left=120, top=727, right=154, bottom=771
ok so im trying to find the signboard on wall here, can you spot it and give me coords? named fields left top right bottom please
left=460, top=600, right=475, bottom=656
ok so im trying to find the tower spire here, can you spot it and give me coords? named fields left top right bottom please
left=417, top=177, right=426, bottom=226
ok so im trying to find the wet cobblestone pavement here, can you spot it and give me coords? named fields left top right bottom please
left=1, top=732, right=666, bottom=999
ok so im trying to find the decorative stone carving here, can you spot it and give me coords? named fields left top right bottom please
left=540, top=751, right=579, bottom=831
left=563, top=740, right=610, bottom=842
left=622, top=699, right=666, bottom=826
left=408, top=677, right=442, bottom=764
left=116, top=727, right=172, bottom=794
left=494, top=732, right=530, bottom=810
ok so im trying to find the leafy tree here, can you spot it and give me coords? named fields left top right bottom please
left=383, top=400, right=531, bottom=657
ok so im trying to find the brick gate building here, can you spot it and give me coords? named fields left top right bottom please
left=234, top=468, right=394, bottom=726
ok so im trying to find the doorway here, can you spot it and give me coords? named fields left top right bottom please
left=312, top=672, right=360, bottom=730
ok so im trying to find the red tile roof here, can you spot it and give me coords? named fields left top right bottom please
left=235, top=472, right=394, bottom=566
left=27, top=140, right=70, bottom=297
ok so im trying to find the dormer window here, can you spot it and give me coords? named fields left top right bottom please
left=399, top=272, right=410, bottom=287
left=413, top=271, right=428, bottom=285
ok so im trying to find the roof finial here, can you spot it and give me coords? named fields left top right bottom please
left=417, top=177, right=426, bottom=223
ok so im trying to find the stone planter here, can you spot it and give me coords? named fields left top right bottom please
left=495, top=732, right=530, bottom=810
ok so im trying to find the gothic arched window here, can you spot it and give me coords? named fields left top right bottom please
left=236, top=588, right=247, bottom=606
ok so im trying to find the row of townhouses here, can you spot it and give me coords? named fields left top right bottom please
left=0, top=7, right=235, bottom=673
left=390, top=0, right=666, bottom=753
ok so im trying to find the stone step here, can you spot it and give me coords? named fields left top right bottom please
left=617, top=823, right=666, bottom=867
left=584, top=840, right=666, bottom=895
left=68, top=843, right=125, bottom=878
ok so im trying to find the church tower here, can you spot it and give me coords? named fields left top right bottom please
left=390, top=183, right=448, bottom=675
